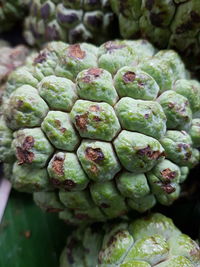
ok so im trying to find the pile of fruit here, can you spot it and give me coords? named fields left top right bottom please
left=0, top=1, right=200, bottom=266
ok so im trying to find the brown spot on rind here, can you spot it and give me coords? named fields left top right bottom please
left=161, top=168, right=176, bottom=181
left=16, top=136, right=35, bottom=165
left=52, top=155, right=65, bottom=176
left=63, top=179, right=76, bottom=190
left=137, top=146, right=165, bottom=159
left=34, top=52, right=47, bottom=64
left=75, top=213, right=89, bottom=220
left=89, top=105, right=101, bottom=112
left=123, top=71, right=136, bottom=83
left=104, top=41, right=126, bottom=52
left=50, top=178, right=61, bottom=187
left=90, top=165, right=98, bottom=174
left=75, top=113, right=88, bottom=131
left=85, top=147, right=104, bottom=163
left=81, top=68, right=103, bottom=83
left=68, top=44, right=86, bottom=59
left=161, top=184, right=176, bottom=194
left=46, top=207, right=64, bottom=213
left=55, top=119, right=67, bottom=133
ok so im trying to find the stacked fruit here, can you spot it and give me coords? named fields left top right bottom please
left=0, top=1, right=200, bottom=266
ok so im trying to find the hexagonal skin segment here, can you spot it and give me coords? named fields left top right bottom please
left=90, top=181, right=128, bottom=219
left=115, top=97, right=166, bottom=139
left=157, top=90, right=192, bottom=131
left=70, top=100, right=121, bottom=141
left=4, top=85, right=49, bottom=130
left=38, top=75, right=78, bottom=111
left=76, top=67, right=118, bottom=105
left=114, top=66, right=159, bottom=100
left=41, top=111, right=80, bottom=151
left=160, top=130, right=199, bottom=168
left=114, top=131, right=165, bottom=173
left=116, top=172, right=150, bottom=199
left=48, top=152, right=89, bottom=191
left=127, top=194, right=156, bottom=213
left=12, top=128, right=54, bottom=168
left=11, top=162, right=51, bottom=193
left=77, top=140, right=121, bottom=182
left=147, top=159, right=181, bottom=206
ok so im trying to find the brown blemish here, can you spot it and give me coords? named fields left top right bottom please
left=137, top=145, right=165, bottom=159
left=46, top=207, right=64, bottom=213
left=104, top=41, right=126, bottom=52
left=34, top=52, right=47, bottom=64
left=63, top=179, right=76, bottom=190
left=85, top=147, right=104, bottom=163
left=90, top=165, right=98, bottom=174
left=17, top=100, right=24, bottom=108
left=161, top=184, right=176, bottom=194
left=75, top=113, right=88, bottom=131
left=52, top=155, right=65, bottom=176
left=75, top=213, right=89, bottom=220
left=50, top=178, right=61, bottom=187
left=161, top=168, right=176, bottom=180
left=81, top=68, right=103, bottom=83
left=24, top=230, right=31, bottom=239
left=123, top=71, right=136, bottom=83
left=168, top=102, right=175, bottom=108
left=89, top=105, right=101, bottom=112
left=17, top=136, right=35, bottom=165
left=55, top=120, right=67, bottom=133
left=68, top=44, right=86, bottom=59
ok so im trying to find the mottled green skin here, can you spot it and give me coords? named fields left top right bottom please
left=33, top=191, right=65, bottom=213
left=12, top=128, right=54, bottom=168
left=24, top=0, right=116, bottom=46
left=160, top=130, right=199, bottom=168
left=11, top=163, right=51, bottom=193
left=41, top=111, right=80, bottom=151
left=110, top=0, right=200, bottom=73
left=77, top=140, right=121, bottom=182
left=0, top=0, right=27, bottom=33
left=114, top=131, right=165, bottom=173
left=173, top=79, right=200, bottom=118
left=60, top=213, right=200, bottom=266
left=147, top=160, right=181, bottom=205
left=114, top=66, right=159, bottom=100
left=1, top=40, right=199, bottom=221
left=115, top=97, right=166, bottom=139
left=76, top=68, right=118, bottom=105
left=70, top=100, right=121, bottom=141
left=38, top=76, right=78, bottom=111
left=48, top=152, right=89, bottom=191
left=0, top=116, right=14, bottom=162
left=4, top=85, right=49, bottom=130
left=158, top=90, right=192, bottom=131
left=189, top=119, right=200, bottom=148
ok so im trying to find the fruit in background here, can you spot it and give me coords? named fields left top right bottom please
left=60, top=213, right=200, bottom=266
left=24, top=0, right=117, bottom=46
left=0, top=0, right=27, bottom=33
left=110, top=0, right=200, bottom=75
left=1, top=39, right=199, bottom=224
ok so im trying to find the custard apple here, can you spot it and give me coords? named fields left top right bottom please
left=1, top=40, right=200, bottom=224
left=60, top=213, right=200, bottom=266
left=24, top=0, right=116, bottom=46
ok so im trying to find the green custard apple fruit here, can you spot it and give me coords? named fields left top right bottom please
left=0, top=0, right=28, bottom=33
left=60, top=213, right=200, bottom=266
left=110, top=0, right=200, bottom=75
left=24, top=0, right=117, bottom=46
left=1, top=39, right=200, bottom=224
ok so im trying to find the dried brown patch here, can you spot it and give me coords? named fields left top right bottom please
left=17, top=136, right=35, bottom=165
left=162, top=184, right=176, bottom=194
left=161, top=168, right=176, bottom=180
left=50, top=178, right=61, bottom=187
left=85, top=147, right=104, bottom=163
left=34, top=52, right=47, bottom=64
left=88, top=68, right=102, bottom=77
left=75, top=213, right=89, bottom=220
left=55, top=120, right=67, bottom=133
left=63, top=179, right=76, bottom=190
left=123, top=71, right=136, bottom=83
left=90, top=165, right=98, bottom=174
left=104, top=41, right=126, bottom=52
left=75, top=113, right=88, bottom=131
left=52, top=155, right=65, bottom=176
left=68, top=44, right=86, bottom=59
left=89, top=105, right=101, bottom=112
left=137, top=145, right=165, bottom=160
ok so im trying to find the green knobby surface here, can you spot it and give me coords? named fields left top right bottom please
left=0, top=191, right=70, bottom=267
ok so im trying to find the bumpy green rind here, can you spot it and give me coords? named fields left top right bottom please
left=1, top=39, right=199, bottom=223
left=60, top=213, right=200, bottom=266
left=24, top=0, right=116, bottom=46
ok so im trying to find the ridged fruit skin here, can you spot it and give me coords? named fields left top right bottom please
left=24, top=0, right=116, bottom=46
left=59, top=213, right=200, bottom=266
left=1, top=40, right=200, bottom=224
left=110, top=0, right=200, bottom=74
left=0, top=0, right=27, bottom=33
